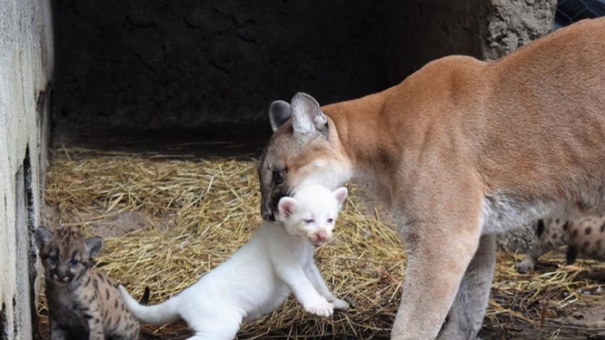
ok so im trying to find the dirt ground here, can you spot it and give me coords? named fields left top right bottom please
left=37, top=127, right=605, bottom=340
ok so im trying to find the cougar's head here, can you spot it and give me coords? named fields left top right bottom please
left=258, top=93, right=352, bottom=221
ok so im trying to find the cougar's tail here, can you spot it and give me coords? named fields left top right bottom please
left=118, top=285, right=180, bottom=325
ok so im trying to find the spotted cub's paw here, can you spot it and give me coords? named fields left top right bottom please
left=515, top=263, right=533, bottom=274
left=304, top=297, right=333, bottom=317
left=515, top=260, right=535, bottom=274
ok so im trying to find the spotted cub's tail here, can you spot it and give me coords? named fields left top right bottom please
left=118, top=285, right=180, bottom=325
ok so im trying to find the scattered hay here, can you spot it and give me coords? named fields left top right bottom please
left=39, top=148, right=605, bottom=339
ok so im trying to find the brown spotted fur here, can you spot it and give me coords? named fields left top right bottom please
left=517, top=215, right=605, bottom=273
left=35, top=226, right=140, bottom=340
left=259, top=18, right=605, bottom=340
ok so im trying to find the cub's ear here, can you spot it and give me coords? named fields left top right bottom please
left=34, top=226, right=53, bottom=250
left=291, top=93, right=328, bottom=138
left=277, top=197, right=298, bottom=220
left=333, top=187, right=348, bottom=209
left=85, top=236, right=104, bottom=259
left=269, top=100, right=291, bottom=132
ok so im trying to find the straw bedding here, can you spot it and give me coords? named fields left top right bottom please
left=38, top=148, right=605, bottom=339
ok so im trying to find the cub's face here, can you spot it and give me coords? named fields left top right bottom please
left=35, top=226, right=103, bottom=284
left=259, top=93, right=352, bottom=220
left=276, top=184, right=348, bottom=246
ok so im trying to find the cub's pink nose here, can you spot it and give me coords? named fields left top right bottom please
left=315, top=230, right=331, bottom=243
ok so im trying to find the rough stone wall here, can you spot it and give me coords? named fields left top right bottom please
left=479, top=0, right=557, bottom=60
left=0, top=0, right=53, bottom=338
left=383, top=0, right=556, bottom=79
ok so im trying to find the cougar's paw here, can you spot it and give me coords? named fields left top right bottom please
left=304, top=297, right=333, bottom=317
left=329, top=297, right=350, bottom=310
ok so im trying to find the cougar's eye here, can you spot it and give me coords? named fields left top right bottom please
left=69, top=259, right=79, bottom=267
left=49, top=255, right=58, bottom=265
left=304, top=219, right=314, bottom=224
left=272, top=168, right=285, bottom=185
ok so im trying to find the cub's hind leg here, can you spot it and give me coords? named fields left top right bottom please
left=186, top=310, right=242, bottom=340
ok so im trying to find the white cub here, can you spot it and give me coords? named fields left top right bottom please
left=119, top=184, right=349, bottom=340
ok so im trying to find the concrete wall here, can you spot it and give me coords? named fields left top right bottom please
left=0, top=0, right=53, bottom=338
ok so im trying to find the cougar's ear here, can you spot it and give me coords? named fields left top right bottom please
left=85, top=236, right=104, bottom=259
left=269, top=100, right=291, bottom=132
left=34, top=226, right=53, bottom=250
left=291, top=93, right=328, bottom=137
left=277, top=196, right=298, bottom=220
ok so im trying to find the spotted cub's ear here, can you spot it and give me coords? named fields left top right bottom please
left=332, top=187, right=348, bottom=210
left=269, top=100, right=291, bottom=132
left=277, top=196, right=299, bottom=221
left=85, top=236, right=104, bottom=259
left=34, top=226, right=53, bottom=250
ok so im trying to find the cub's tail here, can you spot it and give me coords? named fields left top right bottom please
left=118, top=285, right=180, bottom=325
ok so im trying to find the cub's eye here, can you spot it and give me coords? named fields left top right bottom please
left=327, top=218, right=334, bottom=224
left=304, top=219, right=314, bottom=224
left=271, top=168, right=285, bottom=185
left=69, top=259, right=79, bottom=267
left=49, top=255, right=58, bottom=265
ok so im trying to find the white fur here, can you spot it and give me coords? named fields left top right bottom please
left=119, top=184, right=349, bottom=340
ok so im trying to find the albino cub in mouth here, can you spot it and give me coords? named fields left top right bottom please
left=119, top=184, right=349, bottom=340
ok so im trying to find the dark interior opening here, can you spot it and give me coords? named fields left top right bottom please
left=51, top=0, right=489, bottom=157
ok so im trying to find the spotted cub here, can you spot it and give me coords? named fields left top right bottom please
left=35, top=226, right=140, bottom=340
left=516, top=215, right=605, bottom=273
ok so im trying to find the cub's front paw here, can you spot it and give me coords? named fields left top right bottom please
left=329, top=297, right=350, bottom=310
left=304, top=298, right=333, bottom=317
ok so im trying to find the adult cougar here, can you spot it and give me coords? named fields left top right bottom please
left=258, top=18, right=605, bottom=339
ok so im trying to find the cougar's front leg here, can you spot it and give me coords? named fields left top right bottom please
left=438, top=234, right=496, bottom=340
left=391, top=210, right=482, bottom=340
